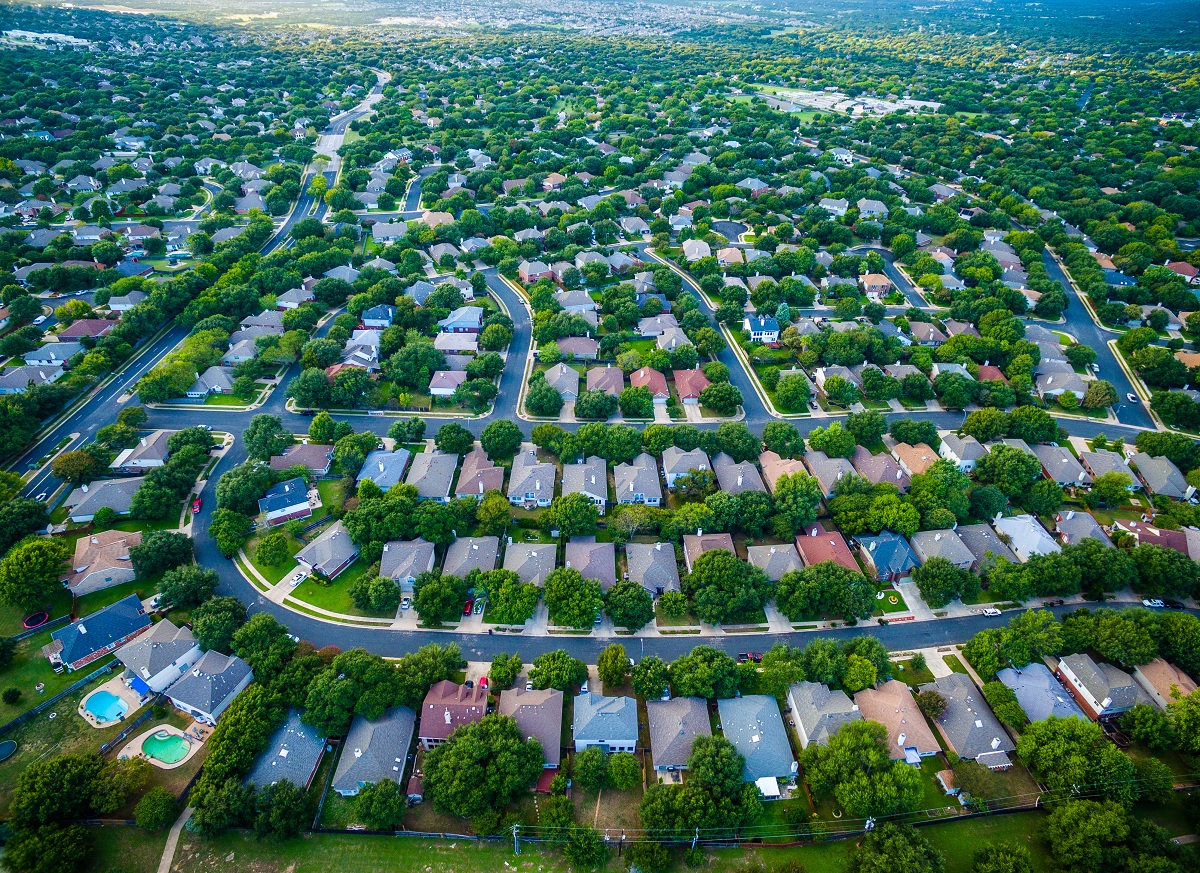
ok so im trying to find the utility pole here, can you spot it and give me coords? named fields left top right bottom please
left=618, top=831, right=625, bottom=857
left=512, top=823, right=520, bottom=855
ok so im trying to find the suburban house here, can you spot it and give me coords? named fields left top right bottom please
left=1110, top=519, right=1189, bottom=555
left=1031, top=444, right=1091, bottom=487
left=419, top=681, right=488, bottom=750
left=1056, top=653, right=1148, bottom=720
left=662, top=447, right=710, bottom=488
left=357, top=449, right=413, bottom=491
left=1054, top=511, right=1113, bottom=548
left=276, top=287, right=315, bottom=309
left=186, top=365, right=235, bottom=400
left=892, top=442, right=939, bottom=477
left=717, top=695, right=796, bottom=799
left=646, top=697, right=711, bottom=774
left=65, top=477, right=143, bottom=523
left=361, top=305, right=396, bottom=329
left=63, top=519, right=140, bottom=594
left=565, top=537, right=617, bottom=591
left=743, top=315, right=780, bottom=346
left=1078, top=449, right=1137, bottom=485
left=518, top=260, right=553, bottom=282
left=562, top=456, right=608, bottom=514
left=498, top=688, right=564, bottom=770
left=674, top=368, right=711, bottom=404
left=332, top=708, right=416, bottom=796
left=543, top=363, right=580, bottom=401
left=681, top=239, right=710, bottom=262
left=630, top=367, right=670, bottom=403
left=437, top=306, right=484, bottom=333
left=295, top=521, right=359, bottom=579
left=246, top=711, right=325, bottom=789
left=614, top=453, right=663, bottom=506
left=938, top=433, right=988, bottom=473
left=853, top=679, right=940, bottom=762
left=24, top=341, right=85, bottom=368
left=795, top=524, right=861, bottom=574
left=851, top=446, right=910, bottom=491
left=857, top=531, right=920, bottom=582
left=803, top=451, right=857, bottom=499
left=992, top=514, right=1060, bottom=562
left=269, top=443, right=334, bottom=476
left=380, top=538, right=437, bottom=594
left=429, top=371, right=468, bottom=398
left=1131, top=452, right=1193, bottom=500
left=788, top=681, right=863, bottom=749
left=1133, top=659, right=1198, bottom=710
left=115, top=619, right=201, bottom=695
left=454, top=448, right=505, bottom=498
left=58, top=318, right=114, bottom=341
left=406, top=451, right=458, bottom=502
left=442, top=537, right=499, bottom=579
left=921, top=674, right=1015, bottom=769
left=909, top=530, right=975, bottom=572
left=573, top=693, right=638, bottom=753
left=625, top=542, right=681, bottom=595
left=860, top=273, right=890, bottom=299
left=257, top=477, right=312, bottom=527
left=682, top=533, right=735, bottom=573
left=45, top=594, right=151, bottom=672
left=996, top=664, right=1087, bottom=722
left=713, top=452, right=766, bottom=495
left=165, top=650, right=254, bottom=725
left=954, top=523, right=1019, bottom=570
left=503, top=543, right=557, bottom=586
left=558, top=336, right=600, bottom=361
left=110, top=431, right=173, bottom=472
left=759, top=451, right=808, bottom=494
left=508, top=448, right=556, bottom=507
left=746, top=544, right=804, bottom=582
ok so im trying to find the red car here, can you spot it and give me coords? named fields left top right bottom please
left=479, top=677, right=489, bottom=690
left=191, top=498, right=202, bottom=514
left=463, top=599, right=474, bottom=616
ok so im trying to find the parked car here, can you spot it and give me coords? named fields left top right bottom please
left=479, top=677, right=488, bottom=690
left=401, top=597, right=411, bottom=610
left=463, top=599, right=474, bottom=616
left=983, top=607, right=1002, bottom=617
left=191, top=497, right=202, bottom=514
left=1127, top=393, right=1139, bottom=403
left=32, top=315, right=46, bottom=325
left=1142, top=598, right=1165, bottom=608
left=1164, top=600, right=1186, bottom=610
left=473, top=600, right=484, bottom=615
left=289, top=572, right=305, bottom=586
left=525, top=680, right=534, bottom=691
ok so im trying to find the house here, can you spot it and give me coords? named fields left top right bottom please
left=324, top=264, right=360, bottom=284
left=1031, top=444, right=1091, bottom=487
left=854, top=680, right=941, bottom=762
left=1112, top=519, right=1190, bottom=554
left=380, top=539, right=436, bottom=594
left=746, top=544, right=803, bottom=582
left=1036, top=371, right=1089, bottom=400
left=562, top=456, right=607, bottom=514
left=818, top=197, right=848, bottom=217
left=795, top=524, right=861, bottom=574
left=1056, top=653, right=1148, bottom=720
left=1132, top=452, right=1193, bottom=500
left=788, top=681, right=863, bottom=749
left=434, top=332, right=479, bottom=355
left=23, top=341, right=85, bottom=368
left=681, top=239, right=711, bottom=262
left=64, top=530, right=141, bottom=595
left=437, top=306, right=484, bottom=333
left=65, top=477, right=143, bottom=523
left=717, top=695, right=796, bottom=797
left=442, top=537, right=500, bottom=579
left=275, top=287, right=315, bottom=310
left=629, top=367, right=670, bottom=403
left=814, top=365, right=860, bottom=395
left=625, top=542, right=680, bottom=596
left=503, top=543, right=557, bottom=586
left=1166, top=261, right=1200, bottom=285
left=647, top=697, right=711, bottom=772
left=220, top=338, right=257, bottom=367
left=573, top=693, right=638, bottom=753
left=406, top=451, right=458, bottom=502
left=419, top=681, right=488, bottom=749
left=743, top=315, right=780, bottom=346
left=586, top=367, right=623, bottom=397
left=44, top=594, right=151, bottom=672
left=508, top=448, right=556, bottom=507
left=361, top=305, right=396, bottom=329
left=856, top=198, right=889, bottom=219
left=851, top=446, right=910, bottom=491
left=270, top=443, right=334, bottom=476
left=107, top=290, right=147, bottom=312
left=759, top=451, right=808, bottom=494
left=557, top=336, right=600, bottom=361
left=0, top=365, right=64, bottom=395
left=257, top=477, right=312, bottom=527
left=738, top=177, right=770, bottom=197
left=992, top=515, right=1060, bottom=562
left=165, top=650, right=254, bottom=726
left=499, top=688, right=564, bottom=769
left=662, top=447, right=710, bottom=488
left=908, top=529, right=975, bottom=572
left=566, top=537, right=617, bottom=591
left=892, top=442, right=939, bottom=477
left=997, top=664, right=1087, bottom=723
left=921, top=674, right=1014, bottom=769
left=518, top=260, right=553, bottom=282
left=429, top=370, right=468, bottom=397
left=954, top=523, right=1019, bottom=570
left=111, top=430, right=175, bottom=473
left=357, top=449, right=412, bottom=491
left=295, top=521, right=359, bottom=579
left=115, top=620, right=201, bottom=695
left=639, top=314, right=679, bottom=338
left=657, top=327, right=690, bottom=352
left=449, top=448, right=501, bottom=498
left=908, top=322, right=947, bottom=346
left=240, top=310, right=285, bottom=332
left=803, top=451, right=857, bottom=499
left=614, top=453, right=662, bottom=506
left=712, top=452, right=766, bottom=495
left=1054, top=511, right=1113, bottom=548
left=860, top=273, right=890, bottom=299
left=246, top=711, right=325, bottom=788
left=332, top=708, right=417, bottom=796
left=717, top=247, right=745, bottom=267
left=857, top=531, right=920, bottom=582
left=543, top=363, right=580, bottom=401
left=372, top=222, right=408, bottom=244
left=554, top=290, right=598, bottom=314
left=682, top=533, right=735, bottom=573
left=1133, top=659, right=1199, bottom=710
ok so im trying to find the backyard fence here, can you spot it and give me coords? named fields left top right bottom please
left=9, top=614, right=70, bottom=643
left=99, top=695, right=164, bottom=756
left=0, top=662, right=114, bottom=738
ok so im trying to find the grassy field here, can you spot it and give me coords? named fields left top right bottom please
left=0, top=589, right=71, bottom=637
left=291, top=559, right=392, bottom=618
left=90, top=823, right=172, bottom=873
left=0, top=630, right=117, bottom=724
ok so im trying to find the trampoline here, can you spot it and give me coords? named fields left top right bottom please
left=0, top=740, right=16, bottom=762
left=22, top=612, right=49, bottom=629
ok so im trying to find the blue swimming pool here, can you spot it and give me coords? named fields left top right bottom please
left=84, top=690, right=127, bottom=722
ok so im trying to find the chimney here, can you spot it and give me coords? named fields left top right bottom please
left=655, top=543, right=662, bottom=551
left=696, top=528, right=702, bottom=537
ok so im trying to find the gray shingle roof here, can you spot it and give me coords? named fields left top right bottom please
left=442, top=537, right=499, bottom=579
left=1031, top=444, right=1091, bottom=486
left=561, top=456, right=607, bottom=503
left=717, top=695, right=796, bottom=782
left=746, top=544, right=803, bottom=581
left=66, top=477, right=142, bottom=520
left=246, top=710, right=326, bottom=788
left=295, top=521, right=359, bottom=577
left=565, top=537, right=616, bottom=590
left=647, top=697, right=711, bottom=769
left=573, top=693, right=638, bottom=746
left=1132, top=452, right=1190, bottom=499
left=1054, top=511, right=1112, bottom=548
left=380, top=538, right=435, bottom=583
left=613, top=453, right=662, bottom=503
left=661, top=447, right=710, bottom=482
left=953, top=523, right=1019, bottom=567
left=713, top=453, right=766, bottom=495
left=332, top=708, right=416, bottom=794
left=1059, top=653, right=1143, bottom=712
left=406, top=451, right=458, bottom=500
left=258, top=476, right=309, bottom=515
left=358, top=449, right=412, bottom=491
left=508, top=448, right=556, bottom=503
left=165, top=650, right=253, bottom=718
left=789, top=681, right=862, bottom=748
left=996, top=664, right=1087, bottom=723
left=503, top=543, right=557, bottom=585
left=921, top=673, right=1014, bottom=761
left=908, top=530, right=975, bottom=569
left=116, top=619, right=196, bottom=681
left=625, top=543, right=680, bottom=593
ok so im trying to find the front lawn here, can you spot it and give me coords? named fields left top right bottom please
left=291, top=559, right=393, bottom=619
left=874, top=589, right=909, bottom=614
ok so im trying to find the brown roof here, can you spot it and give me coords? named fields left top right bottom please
left=419, top=680, right=488, bottom=742
left=851, top=446, right=910, bottom=491
left=629, top=367, right=669, bottom=398
left=66, top=530, right=142, bottom=590
left=455, top=447, right=505, bottom=497
left=682, top=532, right=735, bottom=573
left=1135, top=658, right=1198, bottom=703
left=58, top=318, right=114, bottom=339
left=1175, top=351, right=1200, bottom=369
left=759, top=450, right=807, bottom=493
left=795, top=524, right=860, bottom=574
left=558, top=336, right=599, bottom=357
left=673, top=368, right=711, bottom=400
left=892, top=442, right=938, bottom=476
left=976, top=365, right=1008, bottom=383
left=270, top=442, right=334, bottom=473
left=854, top=679, right=940, bottom=759
left=586, top=367, right=624, bottom=396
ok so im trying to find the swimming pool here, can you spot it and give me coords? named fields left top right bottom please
left=84, top=690, right=128, bottom=723
left=142, top=730, right=190, bottom=765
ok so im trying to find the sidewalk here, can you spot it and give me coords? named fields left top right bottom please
left=157, top=806, right=193, bottom=873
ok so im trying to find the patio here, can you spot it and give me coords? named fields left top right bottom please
left=118, top=721, right=209, bottom=770
left=77, top=675, right=144, bottom=729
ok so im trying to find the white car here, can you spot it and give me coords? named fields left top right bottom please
left=289, top=572, right=306, bottom=586
left=1127, top=393, right=1139, bottom=403
left=982, top=607, right=1002, bottom=617
left=401, top=597, right=411, bottom=610
left=32, top=315, right=46, bottom=325
left=525, top=680, right=534, bottom=691
left=1142, top=599, right=1165, bottom=608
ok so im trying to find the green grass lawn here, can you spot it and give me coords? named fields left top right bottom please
left=892, top=657, right=937, bottom=686
left=0, top=588, right=71, bottom=637
left=291, top=559, right=392, bottom=618
left=74, top=576, right=157, bottom=617
left=874, top=589, right=909, bottom=614
left=943, top=654, right=970, bottom=675
left=247, top=531, right=306, bottom=585
left=89, top=823, right=172, bottom=873
left=314, top=479, right=345, bottom=520
left=0, top=629, right=118, bottom=724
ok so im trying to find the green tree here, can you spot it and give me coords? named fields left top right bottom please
left=435, top=422, right=475, bottom=455
left=604, top=580, right=654, bottom=630
left=1017, top=717, right=1138, bottom=807
left=413, top=572, right=469, bottom=626
left=354, top=780, right=407, bottom=830
left=191, top=597, right=247, bottom=653
left=772, top=471, right=823, bottom=537
left=913, top=557, right=975, bottom=608
left=573, top=745, right=609, bottom=790
left=254, top=779, right=309, bottom=841
left=255, top=532, right=291, bottom=567
left=608, top=751, right=641, bottom=790
left=480, top=420, right=522, bottom=459
left=541, top=492, right=599, bottom=538
left=1042, top=800, right=1130, bottom=873
left=669, top=647, right=739, bottom=699
left=682, top=549, right=772, bottom=625
left=632, top=656, right=671, bottom=698
left=482, top=569, right=540, bottom=625
left=802, top=721, right=924, bottom=818
left=134, top=786, right=178, bottom=831
left=0, top=537, right=68, bottom=611
left=50, top=450, right=101, bottom=485
left=544, top=567, right=603, bottom=628
left=129, top=530, right=194, bottom=577
left=243, top=414, right=290, bottom=460
left=157, top=565, right=218, bottom=610
left=597, top=643, right=630, bottom=688
left=489, top=652, right=523, bottom=690
left=846, top=825, right=944, bottom=873
left=530, top=649, right=588, bottom=690
left=1091, top=471, right=1133, bottom=507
